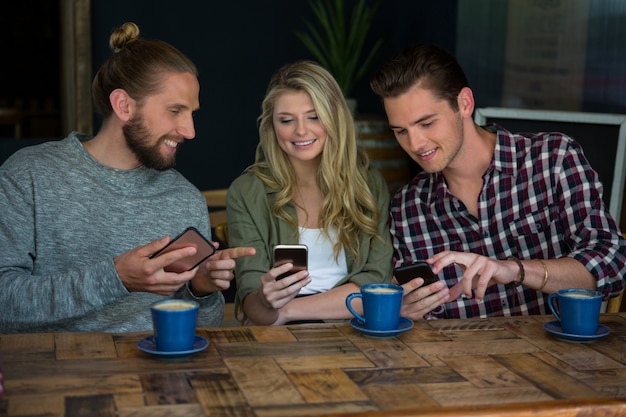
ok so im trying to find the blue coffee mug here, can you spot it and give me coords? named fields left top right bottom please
left=150, top=299, right=199, bottom=352
left=548, top=288, right=602, bottom=335
left=346, top=283, right=403, bottom=331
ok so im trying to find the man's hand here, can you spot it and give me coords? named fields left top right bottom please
left=114, top=236, right=199, bottom=295
left=396, top=277, right=451, bottom=320
left=188, top=246, right=256, bottom=296
left=429, top=251, right=518, bottom=301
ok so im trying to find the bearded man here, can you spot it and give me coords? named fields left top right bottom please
left=0, top=22, right=254, bottom=333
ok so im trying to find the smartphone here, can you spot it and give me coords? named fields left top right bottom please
left=273, top=244, right=308, bottom=280
left=394, top=262, right=438, bottom=285
left=149, top=227, right=216, bottom=273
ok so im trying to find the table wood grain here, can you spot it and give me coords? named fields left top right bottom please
left=1, top=314, right=625, bottom=417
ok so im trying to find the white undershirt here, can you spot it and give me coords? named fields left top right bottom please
left=298, top=227, right=348, bottom=295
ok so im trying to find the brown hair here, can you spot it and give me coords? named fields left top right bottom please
left=370, top=43, right=468, bottom=111
left=92, top=22, right=198, bottom=118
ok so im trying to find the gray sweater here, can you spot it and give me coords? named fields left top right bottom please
left=0, top=132, right=224, bottom=333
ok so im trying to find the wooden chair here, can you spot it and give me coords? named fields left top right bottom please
left=606, top=232, right=626, bottom=313
left=202, top=189, right=236, bottom=319
left=607, top=292, right=624, bottom=313
left=201, top=188, right=230, bottom=248
left=0, top=108, right=24, bottom=138
left=201, top=189, right=228, bottom=228
left=212, top=220, right=236, bottom=325
left=214, top=222, right=229, bottom=247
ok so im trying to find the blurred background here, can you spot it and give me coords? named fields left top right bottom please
left=1, top=0, right=625, bottom=197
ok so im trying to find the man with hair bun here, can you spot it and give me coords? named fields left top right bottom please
left=0, top=22, right=255, bottom=333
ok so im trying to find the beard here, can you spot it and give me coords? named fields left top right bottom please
left=123, top=114, right=177, bottom=171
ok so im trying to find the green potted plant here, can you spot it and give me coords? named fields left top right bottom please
left=296, top=0, right=383, bottom=112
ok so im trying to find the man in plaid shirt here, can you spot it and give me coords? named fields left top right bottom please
left=370, top=44, right=626, bottom=319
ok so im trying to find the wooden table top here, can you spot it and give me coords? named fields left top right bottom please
left=1, top=313, right=625, bottom=417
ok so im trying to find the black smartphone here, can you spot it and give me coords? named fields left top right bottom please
left=273, top=244, right=308, bottom=280
left=394, top=262, right=438, bottom=285
left=149, top=227, right=216, bottom=273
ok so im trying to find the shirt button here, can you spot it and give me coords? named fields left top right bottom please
left=483, top=232, right=489, bottom=238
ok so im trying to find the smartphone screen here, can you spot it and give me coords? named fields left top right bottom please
left=150, top=227, right=216, bottom=273
left=273, top=244, right=308, bottom=280
left=394, top=262, right=438, bottom=285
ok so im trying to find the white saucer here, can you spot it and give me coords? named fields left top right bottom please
left=137, top=335, right=209, bottom=358
left=543, top=321, right=610, bottom=343
left=350, top=317, right=414, bottom=338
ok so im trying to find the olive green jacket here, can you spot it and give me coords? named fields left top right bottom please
left=227, top=166, right=393, bottom=311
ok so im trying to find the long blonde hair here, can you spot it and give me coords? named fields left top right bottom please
left=253, top=60, right=380, bottom=262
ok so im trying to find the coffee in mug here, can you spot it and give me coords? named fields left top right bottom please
left=548, top=288, right=602, bottom=335
left=150, top=299, right=199, bottom=352
left=153, top=301, right=198, bottom=311
left=366, top=287, right=399, bottom=294
left=346, top=283, right=403, bottom=331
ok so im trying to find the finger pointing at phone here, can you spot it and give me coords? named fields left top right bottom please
left=189, top=245, right=256, bottom=296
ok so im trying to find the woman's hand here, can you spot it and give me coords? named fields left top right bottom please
left=242, top=263, right=312, bottom=326
left=258, top=263, right=311, bottom=310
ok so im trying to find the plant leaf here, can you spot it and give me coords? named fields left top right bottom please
left=297, top=0, right=383, bottom=96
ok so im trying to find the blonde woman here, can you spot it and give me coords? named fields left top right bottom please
left=228, top=60, right=393, bottom=325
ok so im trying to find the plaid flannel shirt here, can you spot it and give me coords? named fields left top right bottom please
left=391, top=125, right=626, bottom=319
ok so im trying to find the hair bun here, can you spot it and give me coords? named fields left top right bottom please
left=109, top=22, right=140, bottom=53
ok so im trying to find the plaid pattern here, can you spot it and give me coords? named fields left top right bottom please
left=391, top=125, right=626, bottom=319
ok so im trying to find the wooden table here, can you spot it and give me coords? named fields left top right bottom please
left=1, top=314, right=625, bottom=417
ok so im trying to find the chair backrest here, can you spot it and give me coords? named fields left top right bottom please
left=214, top=222, right=229, bottom=247
left=606, top=292, right=624, bottom=313
left=606, top=232, right=626, bottom=313
left=0, top=108, right=24, bottom=138
left=201, top=189, right=228, bottom=228
left=201, top=189, right=230, bottom=249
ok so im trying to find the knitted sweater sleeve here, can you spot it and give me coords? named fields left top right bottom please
left=0, top=136, right=223, bottom=333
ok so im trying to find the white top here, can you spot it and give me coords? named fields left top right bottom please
left=299, top=227, right=347, bottom=295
